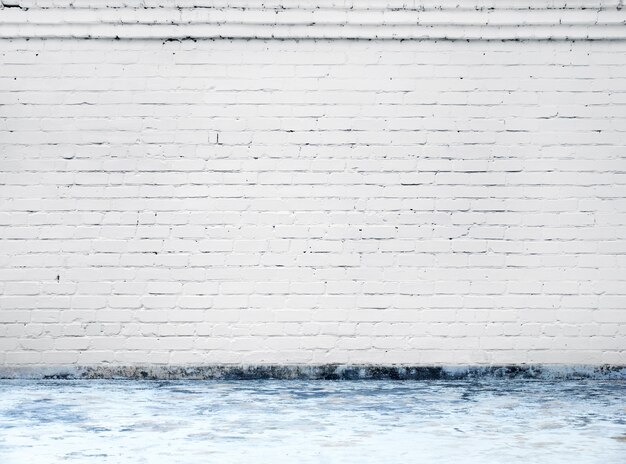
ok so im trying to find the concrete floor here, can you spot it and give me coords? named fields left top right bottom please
left=0, top=380, right=624, bottom=463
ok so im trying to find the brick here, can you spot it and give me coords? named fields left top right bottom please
left=0, top=26, right=625, bottom=367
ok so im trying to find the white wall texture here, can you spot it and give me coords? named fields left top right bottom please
left=1, top=0, right=625, bottom=366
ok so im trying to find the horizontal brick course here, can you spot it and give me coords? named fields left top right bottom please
left=0, top=1, right=625, bottom=40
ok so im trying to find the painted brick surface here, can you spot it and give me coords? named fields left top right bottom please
left=1, top=2, right=626, bottom=366
left=2, top=1, right=626, bottom=40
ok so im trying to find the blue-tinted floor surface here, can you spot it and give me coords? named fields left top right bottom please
left=0, top=380, right=624, bottom=463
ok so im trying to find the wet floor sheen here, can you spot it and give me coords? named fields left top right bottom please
left=0, top=380, right=624, bottom=463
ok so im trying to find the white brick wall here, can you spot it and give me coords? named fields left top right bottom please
left=1, top=2, right=626, bottom=367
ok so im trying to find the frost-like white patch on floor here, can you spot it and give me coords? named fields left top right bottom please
left=0, top=380, right=624, bottom=463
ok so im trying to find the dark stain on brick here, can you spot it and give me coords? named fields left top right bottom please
left=3, top=365, right=624, bottom=381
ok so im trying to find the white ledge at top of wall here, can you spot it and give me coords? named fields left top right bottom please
left=0, top=0, right=625, bottom=40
